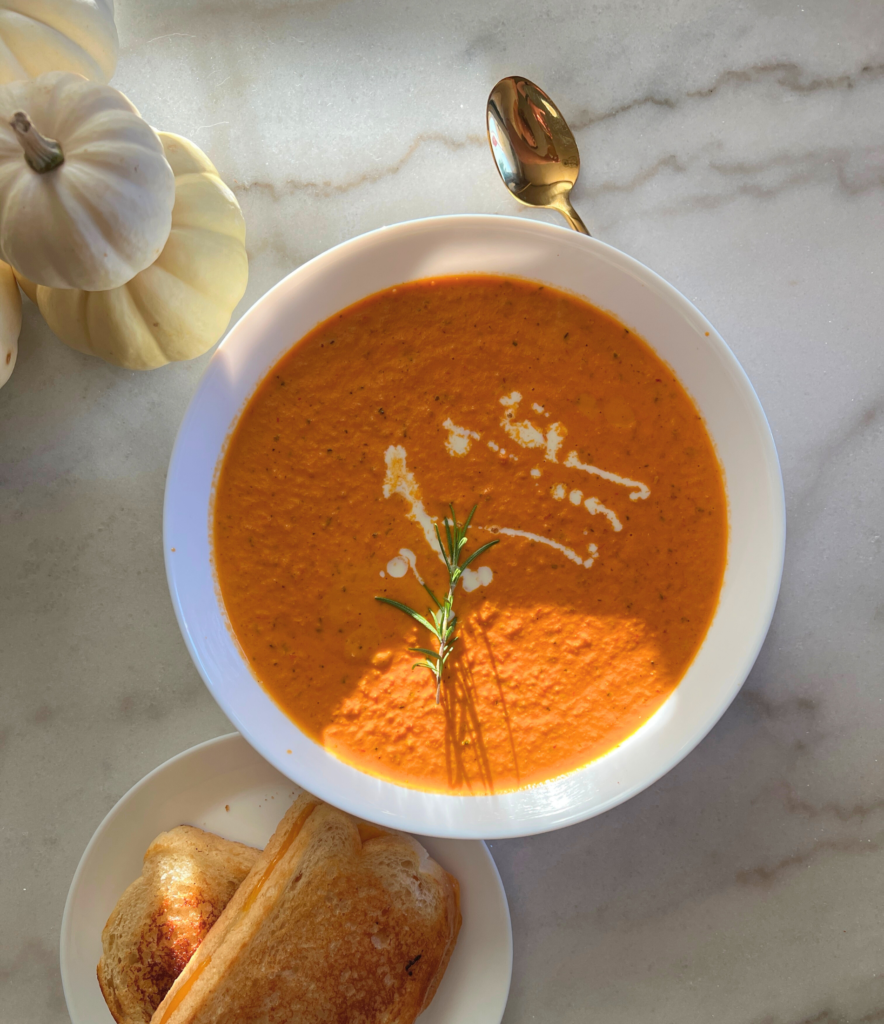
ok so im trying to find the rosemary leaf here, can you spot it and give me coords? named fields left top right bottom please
left=410, top=646, right=442, bottom=661
left=375, top=597, right=438, bottom=636
left=375, top=503, right=500, bottom=703
left=458, top=539, right=501, bottom=573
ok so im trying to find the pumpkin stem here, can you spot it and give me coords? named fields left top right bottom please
left=10, top=111, right=64, bottom=174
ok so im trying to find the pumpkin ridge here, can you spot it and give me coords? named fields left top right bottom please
left=124, top=263, right=206, bottom=364
left=170, top=177, right=246, bottom=241
left=56, top=173, right=144, bottom=265
left=0, top=1, right=117, bottom=84
left=0, top=12, right=100, bottom=82
left=60, top=105, right=154, bottom=150
left=161, top=220, right=247, bottom=296
left=59, top=164, right=170, bottom=271
left=0, top=17, right=27, bottom=80
left=53, top=287, right=91, bottom=356
left=153, top=228, right=213, bottom=296
left=86, top=285, right=168, bottom=369
left=7, top=167, right=94, bottom=286
left=0, top=258, right=20, bottom=387
left=156, top=131, right=218, bottom=177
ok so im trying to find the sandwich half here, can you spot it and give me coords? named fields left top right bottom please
left=150, top=795, right=462, bottom=1024
left=98, top=825, right=260, bottom=1024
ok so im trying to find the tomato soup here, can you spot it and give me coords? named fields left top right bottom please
left=213, top=275, right=727, bottom=793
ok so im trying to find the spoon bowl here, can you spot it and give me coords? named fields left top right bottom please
left=486, top=76, right=590, bottom=234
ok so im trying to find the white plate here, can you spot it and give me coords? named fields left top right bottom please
left=60, top=733, right=512, bottom=1024
left=165, top=214, right=785, bottom=838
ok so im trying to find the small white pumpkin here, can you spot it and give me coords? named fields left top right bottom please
left=35, top=132, right=248, bottom=370
left=0, top=71, right=175, bottom=291
left=0, top=258, right=21, bottom=388
left=0, top=0, right=118, bottom=85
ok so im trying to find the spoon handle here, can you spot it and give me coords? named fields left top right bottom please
left=556, top=196, right=591, bottom=236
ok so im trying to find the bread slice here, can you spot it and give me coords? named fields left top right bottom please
left=98, top=825, right=260, bottom=1024
left=150, top=795, right=462, bottom=1024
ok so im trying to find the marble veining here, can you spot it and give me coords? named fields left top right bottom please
left=2, top=2, right=883, bottom=1023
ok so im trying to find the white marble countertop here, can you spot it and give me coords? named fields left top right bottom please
left=3, top=1, right=884, bottom=1021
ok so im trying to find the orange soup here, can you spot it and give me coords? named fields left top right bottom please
left=213, top=275, right=727, bottom=793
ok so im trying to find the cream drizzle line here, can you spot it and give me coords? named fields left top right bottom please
left=383, top=446, right=494, bottom=588
left=481, top=526, right=598, bottom=569
left=386, top=548, right=423, bottom=583
left=384, top=446, right=599, bottom=580
left=584, top=497, right=623, bottom=532
left=563, top=451, right=650, bottom=501
left=499, top=391, right=566, bottom=462
left=383, top=445, right=443, bottom=560
left=442, top=418, right=480, bottom=456
left=441, top=398, right=650, bottom=502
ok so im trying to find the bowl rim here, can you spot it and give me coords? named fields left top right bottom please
left=164, top=213, right=786, bottom=839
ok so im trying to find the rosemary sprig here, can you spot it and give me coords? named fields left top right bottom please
left=375, top=504, right=499, bottom=704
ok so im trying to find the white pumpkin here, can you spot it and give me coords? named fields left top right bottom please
left=0, top=258, right=21, bottom=388
left=0, top=0, right=118, bottom=85
left=0, top=71, right=175, bottom=291
left=35, top=132, right=248, bottom=370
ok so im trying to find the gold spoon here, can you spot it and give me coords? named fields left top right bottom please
left=486, top=76, right=590, bottom=235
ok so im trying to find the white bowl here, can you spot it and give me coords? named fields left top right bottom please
left=164, top=214, right=785, bottom=840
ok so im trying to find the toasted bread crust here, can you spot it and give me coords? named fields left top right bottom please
left=418, top=872, right=461, bottom=1015
left=151, top=796, right=462, bottom=1024
left=97, top=826, right=259, bottom=1024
